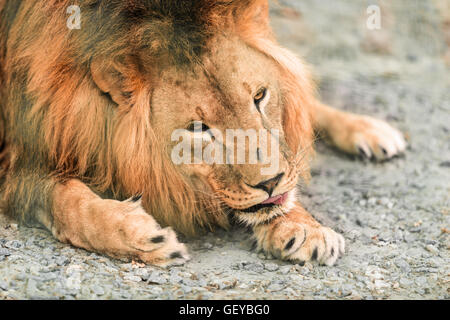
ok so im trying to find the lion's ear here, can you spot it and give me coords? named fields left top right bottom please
left=90, top=57, right=133, bottom=106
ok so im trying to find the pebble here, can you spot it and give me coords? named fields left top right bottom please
left=123, top=275, right=142, bottom=282
left=367, top=197, right=377, bottom=206
left=279, top=266, right=292, bottom=275
left=238, top=283, right=249, bottom=289
left=169, top=274, right=183, bottom=284
left=91, top=285, right=105, bottom=296
left=415, top=276, right=427, bottom=287
left=0, top=281, right=7, bottom=291
left=0, top=248, right=10, bottom=256
left=264, top=263, right=279, bottom=272
left=394, top=259, right=411, bottom=273
left=26, top=279, right=44, bottom=298
left=425, top=245, right=439, bottom=255
left=365, top=266, right=388, bottom=280
left=243, top=262, right=264, bottom=273
left=347, top=229, right=362, bottom=241
left=371, top=280, right=390, bottom=290
left=399, top=278, right=413, bottom=287
left=55, top=256, right=70, bottom=266
left=134, top=268, right=150, bottom=281
left=282, top=287, right=298, bottom=296
left=147, top=272, right=168, bottom=285
left=4, top=240, right=22, bottom=249
left=267, top=281, right=286, bottom=292
left=340, top=284, right=354, bottom=297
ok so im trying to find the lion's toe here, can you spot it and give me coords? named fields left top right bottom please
left=354, top=117, right=407, bottom=161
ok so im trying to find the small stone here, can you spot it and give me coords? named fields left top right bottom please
left=4, top=240, right=22, bottom=249
left=123, top=275, right=142, bottom=282
left=26, top=279, right=45, bottom=298
left=180, top=285, right=192, bottom=293
left=415, top=276, right=427, bottom=287
left=169, top=274, right=183, bottom=284
left=119, top=263, right=133, bottom=272
left=406, top=247, right=424, bottom=258
left=147, top=272, right=167, bottom=285
left=0, top=248, right=10, bottom=256
left=425, top=245, right=439, bottom=255
left=379, top=197, right=389, bottom=206
left=399, top=278, right=413, bottom=287
left=149, top=286, right=163, bottom=295
left=374, top=280, right=390, bottom=289
left=282, top=287, right=297, bottom=296
left=279, top=266, right=292, bottom=274
left=394, top=259, right=411, bottom=273
left=55, top=256, right=70, bottom=266
left=439, top=161, right=450, bottom=167
left=367, top=197, right=377, bottom=206
left=365, top=266, right=387, bottom=280
left=91, top=285, right=105, bottom=296
left=203, top=242, right=213, bottom=249
left=0, top=281, right=7, bottom=291
left=238, top=283, right=249, bottom=289
left=267, top=281, right=286, bottom=292
left=347, top=229, right=362, bottom=241
left=134, top=268, right=150, bottom=281
left=340, top=284, right=354, bottom=296
left=243, top=262, right=264, bottom=273
left=264, top=263, right=279, bottom=272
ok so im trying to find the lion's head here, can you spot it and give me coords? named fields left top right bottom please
left=20, top=0, right=315, bottom=235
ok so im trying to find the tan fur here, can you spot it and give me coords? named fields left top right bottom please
left=253, top=204, right=345, bottom=266
left=51, top=179, right=188, bottom=266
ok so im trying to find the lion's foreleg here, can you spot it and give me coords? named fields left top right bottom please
left=51, top=179, right=190, bottom=266
left=311, top=101, right=406, bottom=160
left=252, top=203, right=345, bottom=266
left=3, top=174, right=189, bottom=266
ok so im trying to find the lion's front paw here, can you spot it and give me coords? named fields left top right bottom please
left=136, top=227, right=190, bottom=267
left=84, top=200, right=191, bottom=267
left=330, top=114, right=407, bottom=161
left=255, top=221, right=345, bottom=266
left=119, top=207, right=191, bottom=267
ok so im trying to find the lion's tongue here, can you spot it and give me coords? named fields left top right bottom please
left=261, top=192, right=288, bottom=205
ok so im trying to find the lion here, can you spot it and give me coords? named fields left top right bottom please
left=0, top=0, right=406, bottom=266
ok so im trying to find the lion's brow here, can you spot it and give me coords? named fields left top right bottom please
left=201, top=68, right=238, bottom=116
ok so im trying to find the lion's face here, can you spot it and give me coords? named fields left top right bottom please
left=150, top=36, right=301, bottom=223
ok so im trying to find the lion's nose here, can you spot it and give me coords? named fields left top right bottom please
left=251, top=173, right=284, bottom=196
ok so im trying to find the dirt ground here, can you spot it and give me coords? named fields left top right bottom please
left=0, top=0, right=449, bottom=300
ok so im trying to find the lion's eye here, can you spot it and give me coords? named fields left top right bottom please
left=254, top=87, right=267, bottom=112
left=186, top=121, right=210, bottom=132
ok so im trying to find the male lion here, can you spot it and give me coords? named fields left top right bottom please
left=0, top=0, right=406, bottom=266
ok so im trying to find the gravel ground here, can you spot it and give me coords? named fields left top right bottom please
left=1, top=0, right=449, bottom=300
